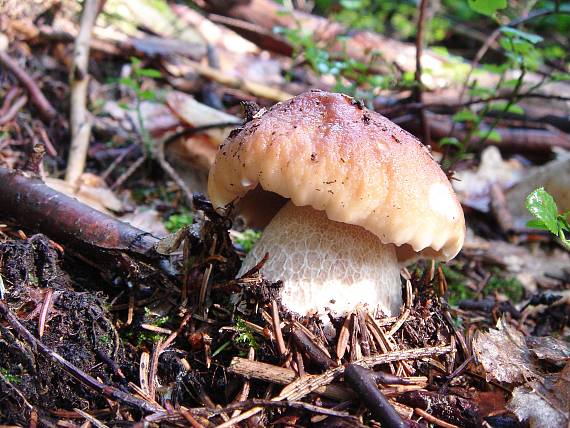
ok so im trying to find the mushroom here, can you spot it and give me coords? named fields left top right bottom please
left=208, top=91, right=465, bottom=318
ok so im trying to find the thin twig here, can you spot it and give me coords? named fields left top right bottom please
left=0, top=51, right=56, bottom=120
left=414, top=0, right=430, bottom=146
left=38, top=288, right=53, bottom=338
left=0, top=95, right=28, bottom=125
left=415, top=407, right=459, bottom=428
left=65, top=0, right=101, bottom=184
left=271, top=299, right=287, bottom=358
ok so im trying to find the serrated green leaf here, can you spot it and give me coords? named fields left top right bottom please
left=525, top=188, right=560, bottom=235
left=452, top=109, right=479, bottom=123
left=500, top=27, right=543, bottom=44
left=468, top=0, right=506, bottom=17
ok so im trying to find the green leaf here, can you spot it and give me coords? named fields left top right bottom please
left=526, top=219, right=549, bottom=230
left=452, top=109, right=479, bottom=123
left=136, top=68, right=162, bottom=79
left=467, top=0, right=506, bottom=17
left=475, top=129, right=501, bottom=142
left=139, top=90, right=157, bottom=101
left=486, top=130, right=502, bottom=142
left=439, top=137, right=461, bottom=148
left=489, top=102, right=524, bottom=115
left=118, top=77, right=137, bottom=89
left=468, top=86, right=493, bottom=98
left=552, top=72, right=570, bottom=82
left=525, top=188, right=560, bottom=235
left=500, top=27, right=543, bottom=44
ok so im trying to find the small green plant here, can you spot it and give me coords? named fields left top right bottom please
left=442, top=264, right=525, bottom=305
left=234, top=229, right=261, bottom=253
left=233, top=317, right=258, bottom=350
left=165, top=213, right=194, bottom=233
left=115, top=57, right=162, bottom=153
left=526, top=187, right=570, bottom=250
left=0, top=367, right=21, bottom=384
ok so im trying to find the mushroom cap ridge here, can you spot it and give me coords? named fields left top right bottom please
left=208, top=91, right=465, bottom=263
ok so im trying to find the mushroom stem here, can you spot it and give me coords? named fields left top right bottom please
left=238, top=201, right=402, bottom=317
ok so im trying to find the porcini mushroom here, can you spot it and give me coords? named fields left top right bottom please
left=208, top=91, right=465, bottom=318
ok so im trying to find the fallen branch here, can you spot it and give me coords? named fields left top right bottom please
left=0, top=50, right=56, bottom=120
left=65, top=0, right=101, bottom=185
left=400, top=112, right=570, bottom=152
left=0, top=167, right=159, bottom=257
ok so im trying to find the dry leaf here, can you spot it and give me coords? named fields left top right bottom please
left=473, top=318, right=538, bottom=384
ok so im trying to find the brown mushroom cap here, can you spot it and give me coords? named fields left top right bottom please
left=208, top=91, right=465, bottom=263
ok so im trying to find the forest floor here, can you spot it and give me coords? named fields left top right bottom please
left=0, top=0, right=569, bottom=427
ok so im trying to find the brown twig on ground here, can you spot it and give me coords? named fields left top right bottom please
left=38, top=288, right=53, bottom=338
left=414, top=407, right=459, bottom=428
left=400, top=112, right=570, bottom=152
left=0, top=94, right=27, bottom=125
left=271, top=299, right=288, bottom=358
left=153, top=140, right=194, bottom=208
left=0, top=167, right=160, bottom=257
left=344, top=364, right=407, bottom=428
left=414, top=0, right=430, bottom=146
left=291, top=326, right=336, bottom=371
left=0, top=51, right=57, bottom=120
left=228, top=357, right=354, bottom=401
left=0, top=300, right=163, bottom=413
left=65, top=0, right=101, bottom=185
left=222, top=344, right=453, bottom=426
left=0, top=87, right=22, bottom=116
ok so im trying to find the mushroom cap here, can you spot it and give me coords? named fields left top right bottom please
left=208, top=91, right=465, bottom=263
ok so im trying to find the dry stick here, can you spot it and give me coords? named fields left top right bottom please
left=291, top=327, right=336, bottom=371
left=38, top=288, right=53, bottom=338
left=148, top=339, right=163, bottom=401
left=414, top=407, right=459, bottom=428
left=0, top=86, right=22, bottom=116
left=231, top=347, right=255, bottom=418
left=0, top=51, right=56, bottom=120
left=219, top=345, right=453, bottom=428
left=0, top=95, right=28, bottom=125
left=0, top=300, right=162, bottom=413
left=180, top=408, right=207, bottom=428
left=153, top=140, right=194, bottom=209
left=271, top=299, right=287, bottom=358
left=414, top=0, right=430, bottom=146
left=344, top=364, right=407, bottom=428
left=66, top=0, right=101, bottom=185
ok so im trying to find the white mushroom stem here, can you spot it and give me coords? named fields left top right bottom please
left=238, top=201, right=402, bottom=317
